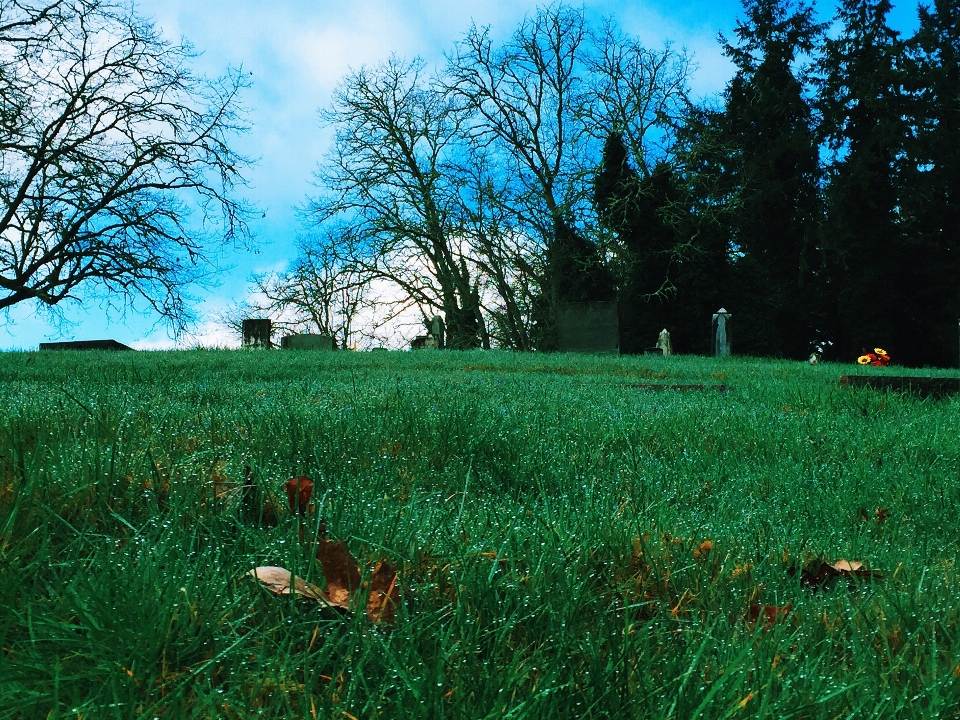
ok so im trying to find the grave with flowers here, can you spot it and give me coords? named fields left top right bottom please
left=839, top=348, right=960, bottom=397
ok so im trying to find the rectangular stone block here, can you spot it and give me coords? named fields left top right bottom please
left=839, top=375, right=960, bottom=398
left=556, top=301, right=619, bottom=354
left=280, top=334, right=334, bottom=350
left=39, top=339, right=133, bottom=351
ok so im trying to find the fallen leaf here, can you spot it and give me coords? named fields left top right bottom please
left=692, top=540, right=712, bottom=561
left=316, top=539, right=362, bottom=608
left=365, top=561, right=400, bottom=624
left=285, top=475, right=314, bottom=514
left=248, top=566, right=327, bottom=602
left=747, top=603, right=792, bottom=629
left=831, top=559, right=862, bottom=573
left=794, top=558, right=882, bottom=589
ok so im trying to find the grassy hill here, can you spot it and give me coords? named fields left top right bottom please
left=2, top=349, right=959, bottom=717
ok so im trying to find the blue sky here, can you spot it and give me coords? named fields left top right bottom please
left=1, top=0, right=921, bottom=350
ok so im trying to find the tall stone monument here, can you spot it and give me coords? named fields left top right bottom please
left=712, top=308, right=732, bottom=356
left=430, top=315, right=445, bottom=349
left=656, top=328, right=672, bottom=356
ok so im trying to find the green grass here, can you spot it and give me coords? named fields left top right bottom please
left=2, top=349, right=960, bottom=718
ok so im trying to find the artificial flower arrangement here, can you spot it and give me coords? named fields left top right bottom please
left=857, top=348, right=891, bottom=366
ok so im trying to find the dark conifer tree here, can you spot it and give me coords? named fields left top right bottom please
left=594, top=133, right=678, bottom=353
left=818, top=0, right=910, bottom=362
left=900, top=0, right=960, bottom=366
left=718, top=0, right=825, bottom=359
left=667, top=108, right=739, bottom=355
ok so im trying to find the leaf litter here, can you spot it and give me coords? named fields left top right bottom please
left=248, top=476, right=399, bottom=624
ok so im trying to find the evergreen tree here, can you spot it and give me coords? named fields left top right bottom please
left=594, top=133, right=678, bottom=353
left=900, top=0, right=960, bottom=366
left=818, top=0, right=910, bottom=362
left=667, top=108, right=739, bottom=355
left=718, top=0, right=825, bottom=359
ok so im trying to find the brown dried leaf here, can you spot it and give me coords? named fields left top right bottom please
left=248, top=566, right=328, bottom=603
left=285, top=475, right=314, bottom=515
left=831, top=559, right=863, bottom=573
left=316, top=539, right=362, bottom=608
left=365, top=561, right=400, bottom=625
left=795, top=558, right=881, bottom=589
left=746, top=603, right=792, bottom=630
left=692, top=540, right=712, bottom=561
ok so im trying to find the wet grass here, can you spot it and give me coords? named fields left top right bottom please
left=2, top=349, right=960, bottom=718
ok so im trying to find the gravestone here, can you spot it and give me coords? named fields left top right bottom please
left=430, top=315, right=445, bottom=349
left=242, top=319, right=272, bottom=348
left=556, top=301, right=619, bottom=354
left=656, top=328, right=672, bottom=356
left=39, top=339, right=133, bottom=351
left=411, top=315, right=445, bottom=350
left=280, top=334, right=334, bottom=351
left=712, top=308, right=732, bottom=356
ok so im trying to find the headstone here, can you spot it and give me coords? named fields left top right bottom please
left=242, top=319, right=272, bottom=348
left=555, top=301, right=619, bottom=354
left=411, top=315, right=445, bottom=350
left=280, top=334, right=334, bottom=351
left=656, top=328, right=672, bottom=357
left=430, top=315, right=445, bottom=349
left=712, top=308, right=732, bottom=356
left=39, top=339, right=133, bottom=351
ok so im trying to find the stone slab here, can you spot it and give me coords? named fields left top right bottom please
left=242, top=319, right=272, bottom=348
left=280, top=334, right=334, bottom=350
left=39, top=339, right=133, bottom=351
left=556, top=301, right=619, bottom=354
left=839, top=375, right=960, bottom=398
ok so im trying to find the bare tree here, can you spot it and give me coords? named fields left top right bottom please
left=306, top=56, right=486, bottom=349
left=448, top=6, right=596, bottom=243
left=583, top=24, right=693, bottom=175
left=291, top=5, right=692, bottom=350
left=0, top=0, right=254, bottom=332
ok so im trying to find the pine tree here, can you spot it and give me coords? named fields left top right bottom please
left=900, top=0, right=960, bottom=366
left=819, top=0, right=910, bottom=362
left=718, top=0, right=825, bottom=359
left=594, top=133, right=678, bottom=353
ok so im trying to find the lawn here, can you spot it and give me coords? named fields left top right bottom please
left=2, top=349, right=959, bottom=718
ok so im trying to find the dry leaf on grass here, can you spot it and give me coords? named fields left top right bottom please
left=316, top=539, right=362, bottom=607
left=285, top=475, right=314, bottom=514
left=692, top=540, right=713, bottom=561
left=746, top=603, right=792, bottom=630
left=247, top=566, right=327, bottom=602
left=248, top=540, right=398, bottom=624
left=794, top=558, right=882, bottom=589
left=365, top=561, right=400, bottom=624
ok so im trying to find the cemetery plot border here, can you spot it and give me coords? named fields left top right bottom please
left=838, top=375, right=960, bottom=398
left=625, top=383, right=728, bottom=392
